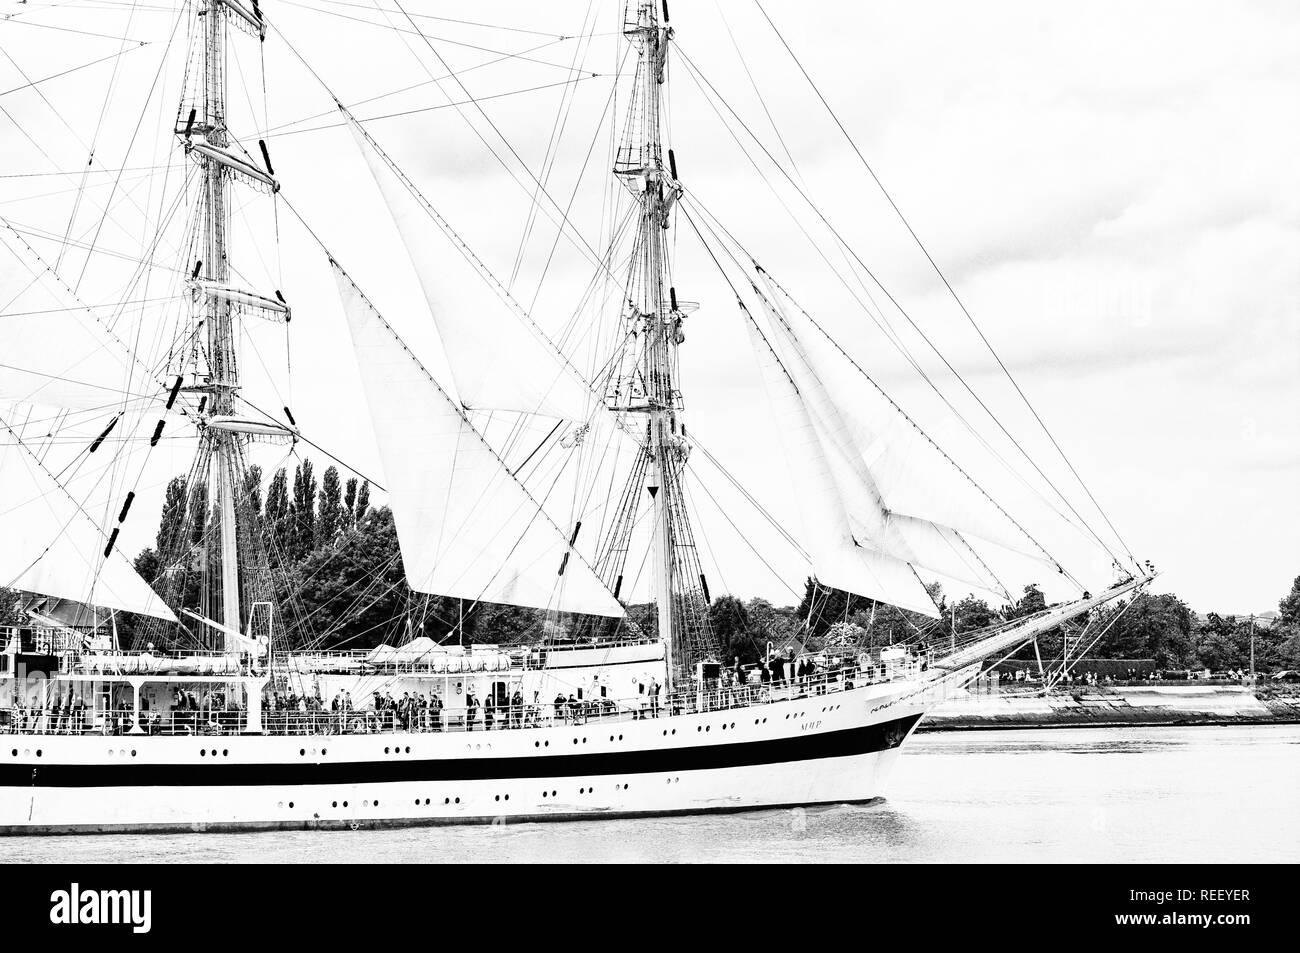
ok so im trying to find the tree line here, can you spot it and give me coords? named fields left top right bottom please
left=2, top=456, right=1297, bottom=671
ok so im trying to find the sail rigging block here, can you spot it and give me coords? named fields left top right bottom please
left=331, top=261, right=624, bottom=618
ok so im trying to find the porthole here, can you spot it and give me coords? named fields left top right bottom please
left=222, top=749, right=228, bottom=757
left=705, top=725, right=710, bottom=732
left=200, top=749, right=207, bottom=757
left=414, top=799, right=421, bottom=806
left=343, top=801, right=348, bottom=808
left=551, top=790, right=557, bottom=796
left=544, top=740, right=549, bottom=747
left=321, top=749, right=326, bottom=756
left=444, top=797, right=450, bottom=805
left=375, top=800, right=380, bottom=807
left=277, top=801, right=284, bottom=809
left=9, top=749, right=15, bottom=757
left=384, top=746, right=390, bottom=754
left=332, top=801, right=338, bottom=808
left=288, top=801, right=295, bottom=808
left=623, top=783, right=629, bottom=790
left=131, top=750, right=137, bottom=757
left=579, top=787, right=585, bottom=794
left=404, top=746, right=410, bottom=753
left=730, top=723, right=735, bottom=729
left=535, top=741, right=540, bottom=748
left=696, top=726, right=702, bottom=733
left=542, top=791, right=548, bottom=798
left=495, top=795, right=500, bottom=802
left=300, top=748, right=306, bottom=756
left=35, top=750, right=43, bottom=757
left=454, top=797, right=460, bottom=804
left=108, top=750, right=114, bottom=758
left=423, top=799, right=429, bottom=805
left=573, top=738, right=578, bottom=745
left=618, top=734, right=623, bottom=741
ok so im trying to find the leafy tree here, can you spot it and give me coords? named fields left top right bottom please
left=709, top=595, right=759, bottom=663
left=316, top=465, right=343, bottom=547
left=264, top=467, right=290, bottom=563
left=289, top=459, right=317, bottom=561
left=187, top=481, right=208, bottom=546
left=1097, top=592, right=1194, bottom=667
left=354, top=479, right=371, bottom=523
left=796, top=578, right=871, bottom=641
left=156, top=477, right=187, bottom=552
left=343, top=477, right=358, bottom=531
left=292, top=506, right=406, bottom=650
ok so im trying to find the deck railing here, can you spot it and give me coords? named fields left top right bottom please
left=0, top=655, right=925, bottom=737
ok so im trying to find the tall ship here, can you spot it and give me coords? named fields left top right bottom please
left=0, top=0, right=1153, bottom=833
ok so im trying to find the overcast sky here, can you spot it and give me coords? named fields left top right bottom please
left=1, top=0, right=1297, bottom=615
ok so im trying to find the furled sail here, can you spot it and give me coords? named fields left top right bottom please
left=755, top=271, right=1054, bottom=564
left=332, top=261, right=624, bottom=618
left=0, top=426, right=176, bottom=621
left=349, top=123, right=593, bottom=421
left=739, top=301, right=940, bottom=617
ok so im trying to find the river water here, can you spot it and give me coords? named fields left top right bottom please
left=7, top=725, right=1298, bottom=863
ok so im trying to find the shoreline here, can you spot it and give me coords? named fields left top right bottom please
left=916, top=684, right=1300, bottom=732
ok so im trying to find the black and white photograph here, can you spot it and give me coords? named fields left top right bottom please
left=0, top=0, right=1294, bottom=919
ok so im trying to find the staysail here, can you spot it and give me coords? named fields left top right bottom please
left=349, top=122, right=593, bottom=421
left=332, top=261, right=624, bottom=618
left=0, top=424, right=176, bottom=621
left=755, top=269, right=1053, bottom=560
left=0, top=221, right=146, bottom=415
left=739, top=300, right=940, bottom=617
left=751, top=284, right=1017, bottom=601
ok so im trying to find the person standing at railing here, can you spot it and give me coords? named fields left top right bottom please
left=484, top=690, right=496, bottom=731
left=648, top=677, right=661, bottom=718
left=511, top=689, right=524, bottom=729
left=466, top=690, right=479, bottom=731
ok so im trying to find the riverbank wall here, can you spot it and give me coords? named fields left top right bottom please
left=918, top=683, right=1300, bottom=731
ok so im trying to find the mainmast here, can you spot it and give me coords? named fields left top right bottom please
left=157, top=0, right=280, bottom=655
left=201, top=0, right=241, bottom=653
left=608, top=1, right=715, bottom=688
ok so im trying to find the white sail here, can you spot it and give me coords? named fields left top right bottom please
left=755, top=271, right=1054, bottom=563
left=350, top=123, right=593, bottom=421
left=0, top=223, right=144, bottom=414
left=0, top=426, right=176, bottom=621
left=332, top=262, right=624, bottom=618
left=749, top=287, right=1012, bottom=600
left=740, top=302, right=939, bottom=617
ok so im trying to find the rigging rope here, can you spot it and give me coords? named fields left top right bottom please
left=752, top=0, right=1141, bottom=572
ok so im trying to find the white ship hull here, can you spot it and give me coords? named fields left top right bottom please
left=0, top=679, right=931, bottom=834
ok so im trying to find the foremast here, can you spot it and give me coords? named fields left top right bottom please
left=608, top=1, right=715, bottom=689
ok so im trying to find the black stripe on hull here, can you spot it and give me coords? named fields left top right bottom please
left=0, top=714, right=921, bottom=788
